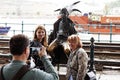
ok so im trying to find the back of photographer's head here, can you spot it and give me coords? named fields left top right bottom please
left=10, top=34, right=30, bottom=55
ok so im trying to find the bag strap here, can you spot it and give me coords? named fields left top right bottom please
left=0, top=65, right=5, bottom=80
left=12, top=65, right=31, bottom=80
left=0, top=65, right=32, bottom=80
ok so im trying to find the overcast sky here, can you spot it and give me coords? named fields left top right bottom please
left=0, top=0, right=118, bottom=17
left=28, top=0, right=116, bottom=6
left=27, top=0, right=117, bottom=14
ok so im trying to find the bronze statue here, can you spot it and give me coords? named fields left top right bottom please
left=47, top=1, right=81, bottom=65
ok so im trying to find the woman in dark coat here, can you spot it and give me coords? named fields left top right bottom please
left=29, top=25, right=48, bottom=70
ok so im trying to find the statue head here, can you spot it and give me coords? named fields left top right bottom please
left=59, top=8, right=69, bottom=19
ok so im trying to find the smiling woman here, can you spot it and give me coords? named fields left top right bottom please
left=28, top=25, right=48, bottom=70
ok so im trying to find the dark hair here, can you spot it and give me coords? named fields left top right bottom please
left=9, top=34, right=30, bottom=55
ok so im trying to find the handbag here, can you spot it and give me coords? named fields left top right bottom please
left=84, top=71, right=96, bottom=80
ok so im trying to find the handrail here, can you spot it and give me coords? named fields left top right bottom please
left=0, top=21, right=120, bottom=43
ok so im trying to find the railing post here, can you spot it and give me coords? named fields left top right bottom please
left=43, top=24, right=46, bottom=27
left=21, top=21, right=24, bottom=34
left=5, top=23, right=7, bottom=26
left=13, top=30, right=15, bottom=35
left=98, top=33, right=100, bottom=42
left=110, top=22, right=112, bottom=43
left=88, top=24, right=90, bottom=34
left=89, top=37, right=96, bottom=72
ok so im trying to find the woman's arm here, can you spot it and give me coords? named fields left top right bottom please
left=77, top=48, right=88, bottom=80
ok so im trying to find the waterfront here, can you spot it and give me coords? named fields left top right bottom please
left=0, top=18, right=119, bottom=43
left=1, top=32, right=120, bottom=43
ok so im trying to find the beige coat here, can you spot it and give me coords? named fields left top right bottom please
left=66, top=48, right=88, bottom=80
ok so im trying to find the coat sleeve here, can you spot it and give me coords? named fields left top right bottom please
left=76, top=49, right=88, bottom=80
left=32, top=55, right=59, bottom=80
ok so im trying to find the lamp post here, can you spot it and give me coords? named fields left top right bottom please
left=85, top=37, right=96, bottom=80
left=89, top=37, right=96, bottom=72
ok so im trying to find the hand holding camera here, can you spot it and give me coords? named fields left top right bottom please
left=30, top=47, right=41, bottom=55
left=38, top=46, right=47, bottom=57
left=30, top=46, right=47, bottom=57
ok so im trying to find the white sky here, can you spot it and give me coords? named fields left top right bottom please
left=27, top=0, right=117, bottom=14
left=0, top=0, right=118, bottom=17
left=28, top=0, right=116, bottom=6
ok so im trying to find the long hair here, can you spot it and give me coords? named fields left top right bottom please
left=33, top=25, right=48, bottom=47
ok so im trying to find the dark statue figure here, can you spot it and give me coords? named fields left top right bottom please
left=47, top=1, right=81, bottom=65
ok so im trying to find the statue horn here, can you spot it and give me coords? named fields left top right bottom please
left=72, top=9, right=82, bottom=13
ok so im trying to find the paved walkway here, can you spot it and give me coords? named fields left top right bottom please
left=1, top=63, right=120, bottom=80
left=55, top=66, right=120, bottom=80
left=96, top=70, right=120, bottom=80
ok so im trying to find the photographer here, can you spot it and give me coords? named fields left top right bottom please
left=29, top=25, right=48, bottom=70
left=0, top=34, right=59, bottom=80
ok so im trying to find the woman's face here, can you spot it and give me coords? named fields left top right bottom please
left=68, top=41, right=78, bottom=51
left=36, top=29, right=45, bottom=41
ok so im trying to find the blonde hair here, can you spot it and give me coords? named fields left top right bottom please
left=67, top=34, right=83, bottom=48
left=33, top=25, right=48, bottom=47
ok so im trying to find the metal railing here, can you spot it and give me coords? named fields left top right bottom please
left=0, top=21, right=120, bottom=43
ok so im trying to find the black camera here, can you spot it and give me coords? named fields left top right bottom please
left=30, top=47, right=41, bottom=55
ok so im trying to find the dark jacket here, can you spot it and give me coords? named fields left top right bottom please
left=1, top=56, right=59, bottom=80
left=29, top=40, right=45, bottom=70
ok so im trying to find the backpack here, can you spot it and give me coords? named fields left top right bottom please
left=0, top=65, right=32, bottom=80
